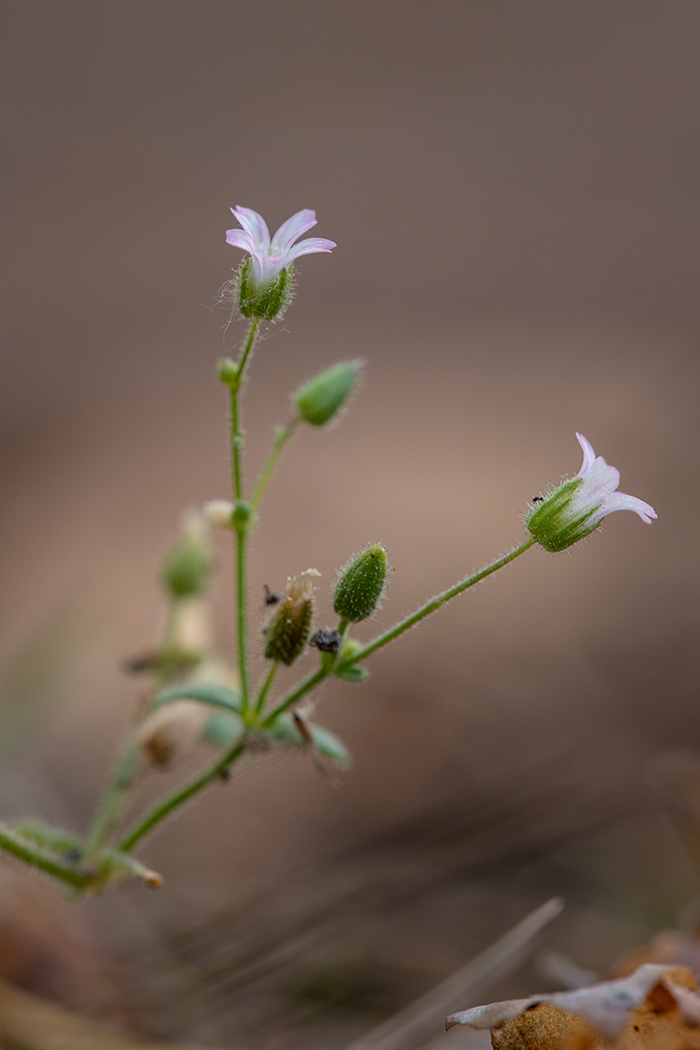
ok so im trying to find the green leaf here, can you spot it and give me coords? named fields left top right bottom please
left=308, top=724, right=351, bottom=766
left=266, top=715, right=351, bottom=766
left=150, top=682, right=242, bottom=714
left=202, top=710, right=244, bottom=749
left=334, top=664, right=368, bottom=682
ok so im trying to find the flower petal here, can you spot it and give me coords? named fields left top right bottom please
left=286, top=237, right=337, bottom=262
left=230, top=206, right=270, bottom=249
left=600, top=491, right=657, bottom=523
left=579, top=456, right=620, bottom=503
left=576, top=433, right=596, bottom=476
left=225, top=228, right=256, bottom=253
left=270, top=209, right=318, bottom=254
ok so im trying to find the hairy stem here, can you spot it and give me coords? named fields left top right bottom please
left=337, top=538, right=536, bottom=670
left=118, top=742, right=246, bottom=853
left=250, top=420, right=299, bottom=511
left=230, top=318, right=259, bottom=715
left=84, top=742, right=142, bottom=857
left=254, top=661, right=279, bottom=717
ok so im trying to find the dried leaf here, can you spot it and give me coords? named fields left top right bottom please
left=446, top=964, right=700, bottom=1043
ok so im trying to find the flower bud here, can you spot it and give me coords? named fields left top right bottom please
left=264, top=569, right=320, bottom=665
left=294, top=360, right=362, bottom=426
left=203, top=500, right=234, bottom=529
left=136, top=700, right=208, bottom=768
left=218, top=358, right=239, bottom=387
left=333, top=544, right=388, bottom=623
left=238, top=258, right=293, bottom=320
left=161, top=513, right=212, bottom=598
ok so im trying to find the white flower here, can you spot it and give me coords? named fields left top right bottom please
left=226, top=206, right=336, bottom=290
left=527, top=433, right=657, bottom=551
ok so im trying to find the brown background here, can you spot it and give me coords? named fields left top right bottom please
left=1, top=3, right=700, bottom=1047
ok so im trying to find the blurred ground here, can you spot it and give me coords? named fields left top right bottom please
left=1, top=2, right=700, bottom=1047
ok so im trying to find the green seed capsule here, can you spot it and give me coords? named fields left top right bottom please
left=333, top=544, right=388, bottom=623
left=264, top=570, right=320, bottom=666
left=294, top=360, right=362, bottom=426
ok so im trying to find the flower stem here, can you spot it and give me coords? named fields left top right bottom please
left=254, top=662, right=278, bottom=717
left=230, top=318, right=259, bottom=716
left=84, top=742, right=142, bottom=857
left=118, top=742, right=246, bottom=853
left=337, top=538, right=537, bottom=670
left=261, top=665, right=331, bottom=727
left=250, top=420, right=299, bottom=512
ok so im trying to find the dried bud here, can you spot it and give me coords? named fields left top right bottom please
left=161, top=512, right=212, bottom=598
left=264, top=569, right=320, bottom=665
left=333, top=544, right=388, bottom=623
left=136, top=700, right=208, bottom=767
left=203, top=500, right=234, bottom=529
left=310, top=628, right=341, bottom=653
left=294, top=360, right=362, bottom=426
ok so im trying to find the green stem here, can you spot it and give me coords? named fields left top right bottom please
left=337, top=538, right=536, bottom=670
left=254, top=662, right=279, bottom=717
left=236, top=526, right=250, bottom=715
left=84, top=743, right=142, bottom=857
left=230, top=318, right=259, bottom=715
left=250, top=420, right=299, bottom=511
left=0, top=824, right=90, bottom=890
left=118, top=742, right=246, bottom=853
left=262, top=665, right=331, bottom=727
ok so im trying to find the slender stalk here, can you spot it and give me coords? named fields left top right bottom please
left=337, top=538, right=536, bottom=670
left=235, top=526, right=251, bottom=715
left=230, top=318, right=259, bottom=715
left=250, top=420, right=299, bottom=511
left=262, top=664, right=331, bottom=727
left=254, top=661, right=278, bottom=717
left=84, top=743, right=142, bottom=857
left=119, top=742, right=246, bottom=853
left=0, top=824, right=90, bottom=890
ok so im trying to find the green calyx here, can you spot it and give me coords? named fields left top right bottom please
left=333, top=543, right=389, bottom=622
left=161, top=525, right=212, bottom=598
left=294, top=360, right=363, bottom=426
left=238, top=259, right=293, bottom=320
left=525, top=478, right=600, bottom=552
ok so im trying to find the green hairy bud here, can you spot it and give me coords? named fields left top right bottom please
left=238, top=258, right=293, bottom=320
left=333, top=544, right=389, bottom=623
left=161, top=513, right=212, bottom=598
left=294, top=360, right=362, bottom=426
left=525, top=478, right=592, bottom=552
left=264, top=569, right=320, bottom=666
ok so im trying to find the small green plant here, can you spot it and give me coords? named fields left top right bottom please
left=0, top=205, right=657, bottom=894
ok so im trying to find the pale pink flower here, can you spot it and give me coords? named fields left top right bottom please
left=225, top=206, right=336, bottom=289
left=526, top=433, right=657, bottom=551
left=572, top=432, right=657, bottom=526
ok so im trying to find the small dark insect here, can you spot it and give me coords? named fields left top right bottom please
left=532, top=495, right=545, bottom=502
left=263, top=584, right=281, bottom=606
left=64, top=848, right=82, bottom=864
left=219, top=766, right=232, bottom=782
left=310, top=629, right=341, bottom=653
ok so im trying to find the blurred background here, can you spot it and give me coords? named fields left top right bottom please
left=1, top=2, right=700, bottom=1047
